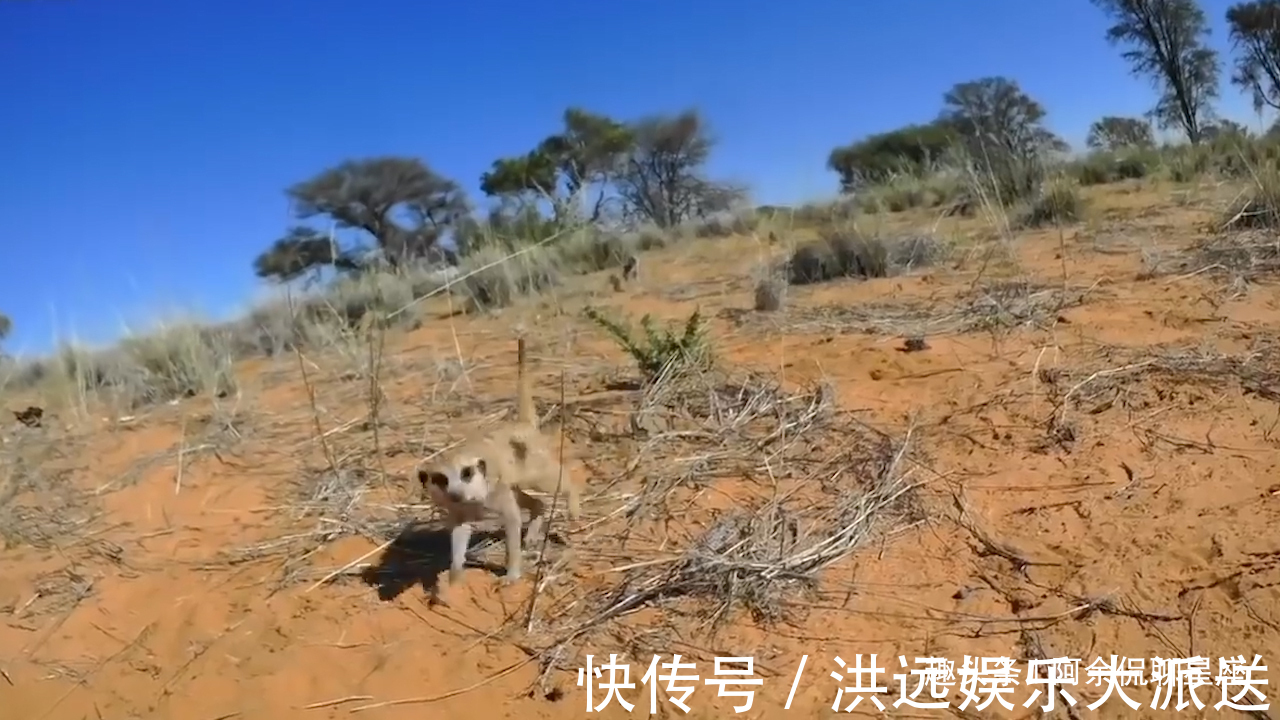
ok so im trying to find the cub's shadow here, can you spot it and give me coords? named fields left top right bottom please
left=359, top=523, right=505, bottom=601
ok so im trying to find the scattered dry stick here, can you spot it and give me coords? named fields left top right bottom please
left=347, top=657, right=535, bottom=713
left=174, top=419, right=187, bottom=495
left=286, top=290, right=340, bottom=478
left=305, top=538, right=395, bottom=593
left=303, top=695, right=373, bottom=710
left=363, top=310, right=390, bottom=490
left=523, top=364, right=569, bottom=632
left=951, top=491, right=1062, bottom=573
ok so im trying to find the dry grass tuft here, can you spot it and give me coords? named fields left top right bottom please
left=1220, top=164, right=1280, bottom=231
left=114, top=324, right=239, bottom=407
left=1016, top=176, right=1086, bottom=228
left=459, top=228, right=643, bottom=312
left=787, top=229, right=889, bottom=285
left=226, top=462, right=422, bottom=584
left=888, top=233, right=951, bottom=271
left=1001, top=337, right=1280, bottom=454
left=752, top=276, right=784, bottom=312
left=786, top=229, right=948, bottom=286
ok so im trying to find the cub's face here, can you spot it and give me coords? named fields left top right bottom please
left=418, top=454, right=490, bottom=507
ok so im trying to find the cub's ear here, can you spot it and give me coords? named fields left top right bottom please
left=476, top=458, right=487, bottom=476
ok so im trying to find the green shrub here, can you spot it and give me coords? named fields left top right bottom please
left=583, top=307, right=712, bottom=381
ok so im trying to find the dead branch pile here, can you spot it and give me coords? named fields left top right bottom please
left=532, top=364, right=923, bottom=674
left=226, top=461, right=420, bottom=577
left=1194, top=232, right=1280, bottom=280
left=1045, top=337, right=1280, bottom=413
left=226, top=353, right=925, bottom=651
left=0, top=428, right=96, bottom=551
left=596, top=363, right=842, bottom=522
left=1149, top=230, right=1280, bottom=285
left=722, top=279, right=1096, bottom=337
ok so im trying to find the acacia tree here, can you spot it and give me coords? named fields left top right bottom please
left=936, top=77, right=1068, bottom=201
left=827, top=122, right=959, bottom=193
left=283, top=156, right=468, bottom=271
left=252, top=226, right=367, bottom=284
left=939, top=77, right=1068, bottom=159
left=0, top=313, right=10, bottom=344
left=480, top=108, right=632, bottom=222
left=453, top=199, right=563, bottom=256
left=1086, top=115, right=1156, bottom=150
left=1226, top=0, right=1280, bottom=112
left=479, top=152, right=558, bottom=208
left=1092, top=0, right=1220, bottom=144
left=543, top=108, right=634, bottom=220
left=613, top=110, right=746, bottom=228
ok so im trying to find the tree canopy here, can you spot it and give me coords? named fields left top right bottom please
left=482, top=107, right=742, bottom=228
left=1086, top=115, right=1156, bottom=151
left=252, top=227, right=366, bottom=284
left=286, top=156, right=469, bottom=268
left=827, top=122, right=959, bottom=193
left=613, top=110, right=746, bottom=228
left=939, top=76, right=1069, bottom=159
left=1226, top=0, right=1280, bottom=112
left=480, top=108, right=632, bottom=221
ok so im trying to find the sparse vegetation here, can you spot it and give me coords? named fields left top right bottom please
left=1069, top=149, right=1156, bottom=185
left=6, top=77, right=1279, bottom=422
left=17, top=8, right=1280, bottom=716
left=7, top=0, right=1278, bottom=421
left=6, top=20, right=1267, bottom=419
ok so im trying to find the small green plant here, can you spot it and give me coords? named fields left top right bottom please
left=583, top=306, right=712, bottom=380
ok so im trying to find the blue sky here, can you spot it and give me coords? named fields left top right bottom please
left=0, top=0, right=1263, bottom=356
